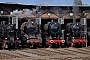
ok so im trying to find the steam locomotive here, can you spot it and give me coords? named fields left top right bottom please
left=44, top=19, right=65, bottom=48
left=1, top=20, right=21, bottom=50
left=65, top=22, right=87, bottom=47
left=20, top=18, right=42, bottom=48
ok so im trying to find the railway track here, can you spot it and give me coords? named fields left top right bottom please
left=0, top=47, right=90, bottom=60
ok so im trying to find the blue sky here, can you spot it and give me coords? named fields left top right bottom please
left=0, top=0, right=89, bottom=5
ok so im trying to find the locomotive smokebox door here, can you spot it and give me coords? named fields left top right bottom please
left=58, top=18, right=64, bottom=24
left=80, top=18, right=86, bottom=25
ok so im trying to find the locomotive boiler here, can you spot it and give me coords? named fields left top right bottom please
left=65, top=22, right=87, bottom=47
left=44, top=19, right=65, bottom=48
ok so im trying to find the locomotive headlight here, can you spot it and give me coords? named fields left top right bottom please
left=1, top=11, right=3, bottom=14
left=27, top=37, right=29, bottom=39
left=31, top=22, right=34, bottom=24
left=72, top=37, right=74, bottom=38
left=76, top=23, right=79, bottom=25
left=27, top=40, right=30, bottom=43
left=62, top=40, right=65, bottom=43
left=55, top=23, right=57, bottom=24
left=5, top=38, right=7, bottom=40
left=17, top=38, right=19, bottom=40
left=83, top=37, right=85, bottom=39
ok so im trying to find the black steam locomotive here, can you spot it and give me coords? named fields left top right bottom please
left=44, top=20, right=65, bottom=48
left=20, top=18, right=42, bottom=48
left=65, top=22, right=86, bottom=47
left=0, top=20, right=21, bottom=50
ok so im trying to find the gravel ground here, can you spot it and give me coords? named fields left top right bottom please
left=0, top=47, right=90, bottom=60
